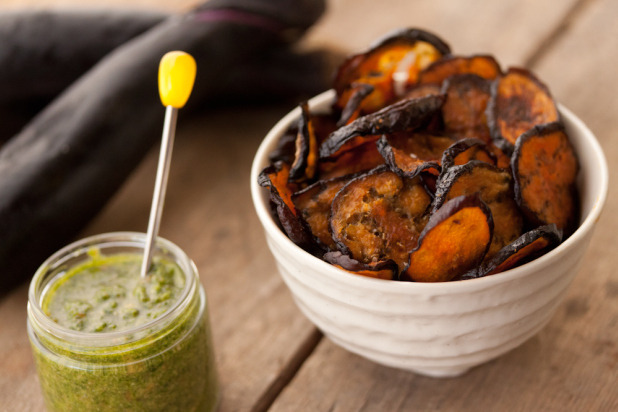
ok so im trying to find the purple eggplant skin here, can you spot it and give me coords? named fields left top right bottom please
left=369, top=27, right=451, bottom=57
left=319, top=94, right=446, bottom=158
left=0, top=100, right=49, bottom=145
left=0, top=0, right=326, bottom=294
left=0, top=10, right=166, bottom=142
left=336, top=83, right=374, bottom=127
left=0, top=9, right=332, bottom=143
left=323, top=251, right=399, bottom=280
left=0, top=47, right=332, bottom=145
left=457, top=224, right=562, bottom=280
left=0, top=10, right=167, bottom=104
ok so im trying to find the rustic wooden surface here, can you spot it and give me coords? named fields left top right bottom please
left=1, top=0, right=616, bottom=411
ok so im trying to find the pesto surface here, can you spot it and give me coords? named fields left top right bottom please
left=43, top=253, right=185, bottom=332
left=31, top=252, right=219, bottom=412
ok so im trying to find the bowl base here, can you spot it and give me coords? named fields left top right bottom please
left=408, top=366, right=470, bottom=378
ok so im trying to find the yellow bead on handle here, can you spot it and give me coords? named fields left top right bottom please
left=158, top=51, right=196, bottom=108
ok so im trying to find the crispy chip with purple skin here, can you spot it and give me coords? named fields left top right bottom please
left=324, top=251, right=398, bottom=280
left=487, top=67, right=559, bottom=153
left=337, top=83, right=375, bottom=126
left=512, top=122, right=579, bottom=234
left=441, top=138, right=497, bottom=170
left=293, top=175, right=356, bottom=251
left=403, top=194, right=493, bottom=282
left=318, top=140, right=385, bottom=180
left=401, top=83, right=442, bottom=100
left=441, top=74, right=492, bottom=143
left=377, top=132, right=455, bottom=178
left=334, top=28, right=450, bottom=113
left=418, top=54, right=502, bottom=85
left=289, top=102, right=319, bottom=183
left=460, top=224, right=562, bottom=279
left=434, top=160, right=523, bottom=257
left=320, top=94, right=445, bottom=158
left=258, top=162, right=317, bottom=252
left=330, top=166, right=431, bottom=271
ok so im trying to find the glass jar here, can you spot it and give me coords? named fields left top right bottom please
left=27, top=232, right=219, bottom=412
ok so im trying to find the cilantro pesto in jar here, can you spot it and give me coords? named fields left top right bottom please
left=27, top=233, right=219, bottom=412
left=42, top=253, right=186, bottom=333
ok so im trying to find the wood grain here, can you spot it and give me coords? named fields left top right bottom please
left=303, top=0, right=580, bottom=67
left=0, top=0, right=616, bottom=411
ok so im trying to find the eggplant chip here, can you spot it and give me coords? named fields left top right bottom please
left=289, top=102, right=319, bottom=183
left=260, top=28, right=578, bottom=282
left=293, top=175, right=355, bottom=251
left=402, top=83, right=442, bottom=100
left=318, top=140, right=385, bottom=180
left=489, top=144, right=512, bottom=170
left=434, top=160, right=523, bottom=257
left=330, top=166, right=431, bottom=271
left=337, top=83, right=375, bottom=126
left=512, top=122, right=579, bottom=234
left=461, top=224, right=562, bottom=279
left=324, top=251, right=398, bottom=280
left=418, top=54, right=502, bottom=85
left=403, top=194, right=493, bottom=282
left=258, top=162, right=317, bottom=252
left=268, top=128, right=297, bottom=165
left=441, top=138, right=497, bottom=170
left=320, top=94, right=445, bottom=158
left=487, top=67, right=559, bottom=152
left=441, top=74, right=492, bottom=142
left=271, top=112, right=338, bottom=167
left=334, top=28, right=450, bottom=112
left=420, top=172, right=438, bottom=196
left=311, top=112, right=340, bottom=144
left=377, top=132, right=455, bottom=178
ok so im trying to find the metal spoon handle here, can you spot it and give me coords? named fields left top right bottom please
left=140, top=105, right=178, bottom=277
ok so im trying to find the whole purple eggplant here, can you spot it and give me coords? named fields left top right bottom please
left=0, top=0, right=327, bottom=293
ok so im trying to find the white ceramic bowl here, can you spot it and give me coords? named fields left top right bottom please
left=250, top=90, right=608, bottom=377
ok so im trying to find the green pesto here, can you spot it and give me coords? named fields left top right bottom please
left=31, top=253, right=219, bottom=412
left=42, top=253, right=185, bottom=332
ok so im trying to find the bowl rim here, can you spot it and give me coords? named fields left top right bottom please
left=250, top=89, right=608, bottom=294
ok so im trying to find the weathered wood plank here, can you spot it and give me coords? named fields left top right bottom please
left=270, top=0, right=618, bottom=410
left=303, top=0, right=580, bottom=67
left=0, top=285, right=46, bottom=412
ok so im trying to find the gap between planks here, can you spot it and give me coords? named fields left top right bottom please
left=524, top=0, right=598, bottom=68
left=250, top=327, right=323, bottom=412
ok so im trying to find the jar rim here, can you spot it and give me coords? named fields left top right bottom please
left=28, top=231, right=198, bottom=346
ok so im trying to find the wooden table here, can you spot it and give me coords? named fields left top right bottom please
left=1, top=0, right=617, bottom=410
